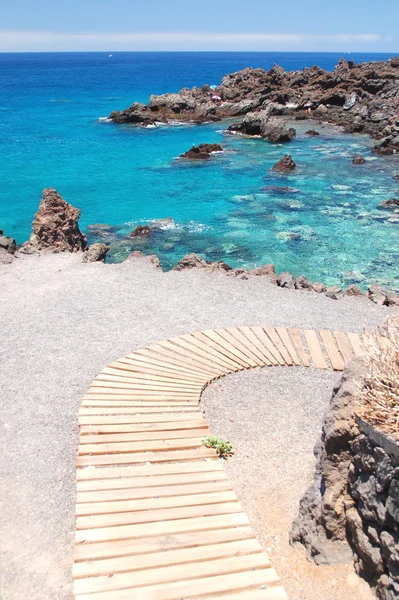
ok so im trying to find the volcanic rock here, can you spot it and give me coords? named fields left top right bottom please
left=345, top=285, right=365, bottom=297
left=0, top=235, right=17, bottom=254
left=312, top=282, right=327, bottom=293
left=247, top=263, right=277, bottom=283
left=305, top=129, right=320, bottom=136
left=129, top=225, right=152, bottom=237
left=368, top=285, right=388, bottom=305
left=326, top=286, right=343, bottom=300
left=352, top=156, right=366, bottom=164
left=378, top=198, right=399, bottom=210
left=82, top=243, right=110, bottom=263
left=179, top=143, right=223, bottom=160
left=173, top=253, right=209, bottom=270
left=21, top=188, right=87, bottom=254
left=228, top=111, right=296, bottom=143
left=272, top=155, right=296, bottom=172
left=277, top=272, right=295, bottom=289
left=295, top=275, right=312, bottom=290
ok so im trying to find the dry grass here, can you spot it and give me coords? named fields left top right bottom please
left=357, top=316, right=399, bottom=439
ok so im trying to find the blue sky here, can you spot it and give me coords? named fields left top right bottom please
left=1, top=0, right=398, bottom=52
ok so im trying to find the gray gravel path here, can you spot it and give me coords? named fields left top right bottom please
left=0, top=252, right=395, bottom=600
left=202, top=368, right=374, bottom=600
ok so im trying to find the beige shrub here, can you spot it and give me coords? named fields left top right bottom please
left=357, top=315, right=399, bottom=439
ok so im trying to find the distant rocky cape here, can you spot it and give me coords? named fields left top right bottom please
left=109, top=57, right=399, bottom=155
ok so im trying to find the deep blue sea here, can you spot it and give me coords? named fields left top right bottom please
left=1, top=51, right=399, bottom=289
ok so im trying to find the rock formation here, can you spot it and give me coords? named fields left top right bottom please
left=109, top=57, right=399, bottom=153
left=129, top=225, right=152, bottom=237
left=378, top=199, right=399, bottom=210
left=227, top=112, right=296, bottom=143
left=0, top=230, right=17, bottom=264
left=21, top=188, right=87, bottom=253
left=353, top=156, right=366, bottom=164
left=305, top=129, right=320, bottom=136
left=272, top=155, right=296, bottom=172
left=82, top=243, right=110, bottom=263
left=179, top=143, right=223, bottom=160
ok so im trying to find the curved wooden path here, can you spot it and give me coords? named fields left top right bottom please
left=73, top=326, right=366, bottom=599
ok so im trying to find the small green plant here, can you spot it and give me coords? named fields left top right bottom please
left=202, top=435, right=234, bottom=458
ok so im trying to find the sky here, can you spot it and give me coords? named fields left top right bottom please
left=1, top=0, right=398, bottom=52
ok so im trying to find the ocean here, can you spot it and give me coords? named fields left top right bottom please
left=1, top=51, right=398, bottom=289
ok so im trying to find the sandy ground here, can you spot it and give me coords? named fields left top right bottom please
left=1, top=252, right=395, bottom=600
left=202, top=368, right=374, bottom=600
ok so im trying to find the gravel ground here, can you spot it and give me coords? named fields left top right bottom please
left=1, top=252, right=395, bottom=600
left=202, top=368, right=375, bottom=600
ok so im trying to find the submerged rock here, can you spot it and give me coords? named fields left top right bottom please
left=82, top=243, right=110, bottom=263
left=129, top=225, right=152, bottom=237
left=261, top=185, right=299, bottom=194
left=378, top=198, right=399, bottom=210
left=179, top=143, right=223, bottom=160
left=352, top=155, right=366, bottom=165
left=21, top=188, right=87, bottom=254
left=305, top=129, right=320, bottom=136
left=272, top=155, right=296, bottom=172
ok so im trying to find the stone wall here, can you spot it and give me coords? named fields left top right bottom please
left=291, top=360, right=399, bottom=599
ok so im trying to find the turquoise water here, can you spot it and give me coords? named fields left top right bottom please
left=1, top=52, right=398, bottom=289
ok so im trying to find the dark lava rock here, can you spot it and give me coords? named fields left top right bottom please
left=277, top=272, right=295, bottom=289
left=326, top=286, right=343, bottom=300
left=272, top=155, right=296, bottom=172
left=295, top=275, right=312, bottom=290
left=345, top=284, right=365, bottom=297
left=0, top=235, right=17, bottom=254
left=179, top=143, right=223, bottom=160
left=82, top=243, right=110, bottom=263
left=21, top=188, right=87, bottom=254
left=227, top=111, right=296, bottom=143
left=368, top=284, right=389, bottom=305
left=378, top=198, right=399, bottom=210
left=305, top=129, right=320, bottom=136
left=129, top=225, right=152, bottom=237
left=312, top=282, right=327, bottom=293
left=352, top=155, right=366, bottom=165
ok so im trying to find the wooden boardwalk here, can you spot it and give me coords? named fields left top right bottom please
left=73, top=326, right=366, bottom=599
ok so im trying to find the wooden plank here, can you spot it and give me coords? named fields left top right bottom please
left=75, top=512, right=250, bottom=544
left=79, top=419, right=208, bottom=435
left=79, top=427, right=209, bottom=445
left=196, top=587, right=287, bottom=600
left=224, top=327, right=265, bottom=367
left=249, top=326, right=281, bottom=365
left=78, top=412, right=206, bottom=425
left=288, top=328, right=310, bottom=367
left=73, top=537, right=261, bottom=579
left=74, top=566, right=279, bottom=600
left=76, top=469, right=227, bottom=492
left=238, top=326, right=273, bottom=366
left=76, top=447, right=217, bottom=468
left=347, top=332, right=366, bottom=357
left=318, top=330, right=345, bottom=371
left=334, top=331, right=355, bottom=366
left=154, top=340, right=225, bottom=376
left=134, top=347, right=217, bottom=379
left=76, top=500, right=242, bottom=531
left=77, top=480, right=231, bottom=504
left=99, top=366, right=197, bottom=386
left=117, top=355, right=209, bottom=383
left=215, top=329, right=260, bottom=368
left=76, top=490, right=237, bottom=517
left=78, top=437, right=204, bottom=456
left=275, top=327, right=301, bottom=366
left=202, top=330, right=252, bottom=368
left=87, top=380, right=201, bottom=393
left=182, top=333, right=241, bottom=371
left=192, top=331, right=248, bottom=370
left=263, top=327, right=292, bottom=365
left=78, top=406, right=200, bottom=415
left=76, top=459, right=222, bottom=481
left=303, top=330, right=328, bottom=369
left=81, top=399, right=197, bottom=406
left=169, top=335, right=234, bottom=374
left=95, top=372, right=201, bottom=389
left=73, top=553, right=270, bottom=595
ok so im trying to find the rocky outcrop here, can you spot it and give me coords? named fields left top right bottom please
left=173, top=253, right=232, bottom=273
left=228, top=111, right=296, bottom=143
left=305, top=129, right=320, bottom=136
left=82, top=243, right=110, bottom=263
left=276, top=272, right=295, bottom=289
left=21, top=188, right=87, bottom=254
left=326, top=286, right=343, bottom=300
left=109, top=57, right=399, bottom=153
left=291, top=360, right=399, bottom=599
left=179, top=143, right=223, bottom=160
left=129, top=225, right=152, bottom=237
left=272, top=155, right=296, bottom=172
left=353, top=156, right=366, bottom=164
left=0, top=233, right=17, bottom=255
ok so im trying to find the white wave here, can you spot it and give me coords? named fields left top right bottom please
left=98, top=117, right=112, bottom=123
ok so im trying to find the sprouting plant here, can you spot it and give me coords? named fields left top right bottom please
left=202, top=435, right=234, bottom=458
